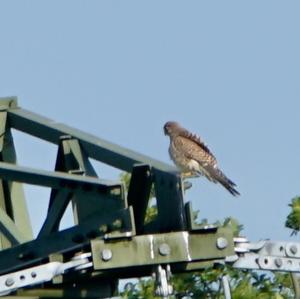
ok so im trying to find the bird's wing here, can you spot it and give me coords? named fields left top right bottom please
left=179, top=130, right=216, bottom=159
left=173, top=135, right=217, bottom=167
left=173, top=136, right=240, bottom=196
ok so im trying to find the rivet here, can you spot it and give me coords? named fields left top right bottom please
left=290, top=245, right=298, bottom=255
left=5, top=277, right=14, bottom=287
left=101, top=249, right=112, bottom=261
left=110, top=187, right=121, bottom=196
left=112, top=219, right=122, bottom=230
left=99, top=224, right=108, bottom=233
left=275, top=258, right=282, bottom=268
left=159, top=243, right=171, bottom=256
left=18, top=251, right=33, bottom=260
left=216, top=237, right=228, bottom=249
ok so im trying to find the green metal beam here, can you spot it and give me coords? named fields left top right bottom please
left=0, top=207, right=30, bottom=245
left=127, top=164, right=152, bottom=234
left=0, top=207, right=134, bottom=275
left=0, top=98, right=237, bottom=299
left=38, top=190, right=71, bottom=238
left=57, top=137, right=124, bottom=224
left=47, top=137, right=101, bottom=232
left=0, top=161, right=120, bottom=192
left=7, top=107, right=176, bottom=173
left=91, top=228, right=234, bottom=270
left=0, top=107, right=33, bottom=248
left=153, top=169, right=186, bottom=232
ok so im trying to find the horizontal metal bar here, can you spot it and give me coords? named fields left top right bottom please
left=0, top=161, right=120, bottom=192
left=233, top=254, right=300, bottom=273
left=92, top=228, right=234, bottom=270
left=8, top=108, right=176, bottom=173
left=0, top=255, right=91, bottom=296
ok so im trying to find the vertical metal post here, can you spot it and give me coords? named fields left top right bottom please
left=291, top=273, right=300, bottom=299
left=153, top=169, right=186, bottom=232
left=127, top=164, right=152, bottom=234
left=0, top=109, right=32, bottom=249
left=222, top=275, right=232, bottom=299
left=50, top=136, right=101, bottom=225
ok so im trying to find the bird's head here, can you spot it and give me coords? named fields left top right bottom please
left=163, top=121, right=181, bottom=136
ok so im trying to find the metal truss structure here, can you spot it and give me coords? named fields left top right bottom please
left=0, top=97, right=299, bottom=298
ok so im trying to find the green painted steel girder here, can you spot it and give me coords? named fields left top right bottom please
left=0, top=207, right=134, bottom=275
left=91, top=228, right=234, bottom=271
left=7, top=106, right=176, bottom=173
left=0, top=161, right=121, bottom=193
left=0, top=208, right=31, bottom=245
left=0, top=97, right=239, bottom=299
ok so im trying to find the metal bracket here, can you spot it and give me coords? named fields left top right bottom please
left=232, top=239, right=300, bottom=272
left=153, top=265, right=173, bottom=298
left=221, top=275, right=231, bottom=299
left=0, top=252, right=92, bottom=296
left=91, top=229, right=234, bottom=271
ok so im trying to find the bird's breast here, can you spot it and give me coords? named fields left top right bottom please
left=169, top=143, right=196, bottom=172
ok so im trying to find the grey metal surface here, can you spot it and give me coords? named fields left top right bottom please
left=222, top=275, right=231, bottom=299
left=233, top=239, right=300, bottom=272
left=0, top=252, right=91, bottom=296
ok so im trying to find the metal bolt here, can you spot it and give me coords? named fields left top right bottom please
left=99, top=224, right=108, bottom=233
left=275, top=258, right=283, bottom=268
left=101, top=249, right=112, bottom=261
left=112, top=219, right=122, bottom=230
left=5, top=277, right=14, bottom=287
left=60, top=135, right=72, bottom=140
left=159, top=243, right=171, bottom=256
left=110, top=188, right=121, bottom=196
left=217, top=237, right=228, bottom=249
left=183, top=181, right=192, bottom=190
left=290, top=245, right=298, bottom=255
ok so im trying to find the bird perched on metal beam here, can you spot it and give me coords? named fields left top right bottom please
left=163, top=121, right=240, bottom=196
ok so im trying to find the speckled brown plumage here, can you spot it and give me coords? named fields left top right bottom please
left=163, top=121, right=240, bottom=196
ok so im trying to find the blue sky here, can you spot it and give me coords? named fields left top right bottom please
left=0, top=1, right=300, bottom=242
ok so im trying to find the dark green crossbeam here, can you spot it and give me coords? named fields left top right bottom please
left=8, top=106, right=176, bottom=173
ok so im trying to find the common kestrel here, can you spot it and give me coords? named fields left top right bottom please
left=164, top=121, right=240, bottom=196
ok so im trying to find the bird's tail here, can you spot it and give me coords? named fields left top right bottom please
left=212, top=168, right=240, bottom=197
